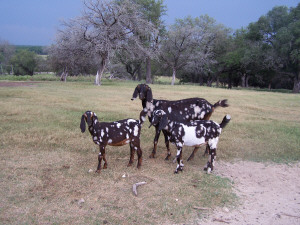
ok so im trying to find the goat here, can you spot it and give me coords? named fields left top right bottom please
left=150, top=109, right=231, bottom=173
left=131, top=83, right=228, bottom=160
left=80, top=110, right=147, bottom=173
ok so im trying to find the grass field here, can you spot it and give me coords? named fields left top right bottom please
left=0, top=79, right=300, bottom=224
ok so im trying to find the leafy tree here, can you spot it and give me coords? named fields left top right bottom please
left=10, top=49, right=37, bottom=75
left=134, top=0, right=166, bottom=84
left=159, top=17, right=198, bottom=85
left=184, top=15, right=230, bottom=86
left=246, top=4, right=300, bottom=92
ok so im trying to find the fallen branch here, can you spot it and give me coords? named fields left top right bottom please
left=213, top=218, right=230, bottom=224
left=281, top=213, right=300, bottom=219
left=132, top=181, right=147, bottom=196
left=193, top=206, right=210, bottom=210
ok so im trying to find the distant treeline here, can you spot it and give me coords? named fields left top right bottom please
left=15, top=45, right=48, bottom=55
left=1, top=0, right=300, bottom=93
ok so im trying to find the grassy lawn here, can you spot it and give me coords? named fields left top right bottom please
left=0, top=79, right=299, bottom=224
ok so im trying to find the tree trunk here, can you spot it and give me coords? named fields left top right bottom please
left=137, top=66, right=142, bottom=81
left=207, top=79, right=213, bottom=87
left=246, top=75, right=249, bottom=88
left=171, top=67, right=176, bottom=85
left=241, top=73, right=246, bottom=87
left=292, top=72, right=300, bottom=93
left=145, top=57, right=152, bottom=84
left=199, top=74, right=204, bottom=86
left=60, top=67, right=68, bottom=82
left=95, top=58, right=107, bottom=86
left=228, top=72, right=232, bottom=89
left=216, top=75, right=219, bottom=87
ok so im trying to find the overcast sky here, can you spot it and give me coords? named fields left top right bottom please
left=0, top=0, right=298, bottom=46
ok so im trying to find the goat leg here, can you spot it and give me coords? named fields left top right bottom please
left=96, top=145, right=106, bottom=173
left=163, top=130, right=171, bottom=160
left=187, top=147, right=200, bottom=161
left=96, top=152, right=102, bottom=173
left=174, top=147, right=184, bottom=174
left=127, top=143, right=135, bottom=167
left=149, top=128, right=161, bottom=158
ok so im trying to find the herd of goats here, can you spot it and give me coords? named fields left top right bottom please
left=80, top=84, right=231, bottom=174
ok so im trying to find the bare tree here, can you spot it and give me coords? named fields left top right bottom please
left=185, top=16, right=228, bottom=86
left=159, top=18, right=198, bottom=85
left=49, top=21, right=97, bottom=81
left=79, top=0, right=156, bottom=85
left=0, top=39, right=15, bottom=74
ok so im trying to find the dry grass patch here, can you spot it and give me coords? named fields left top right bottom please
left=0, top=81, right=299, bottom=224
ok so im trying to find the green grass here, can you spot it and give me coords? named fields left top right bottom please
left=0, top=80, right=299, bottom=224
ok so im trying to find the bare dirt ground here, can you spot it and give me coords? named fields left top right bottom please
left=202, top=161, right=300, bottom=225
left=0, top=81, right=43, bottom=87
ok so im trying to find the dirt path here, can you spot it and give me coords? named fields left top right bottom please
left=0, top=81, right=44, bottom=87
left=203, top=161, right=300, bottom=225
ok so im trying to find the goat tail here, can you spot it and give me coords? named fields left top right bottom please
left=220, top=114, right=231, bottom=129
left=139, top=108, right=148, bottom=125
left=213, top=99, right=229, bottom=108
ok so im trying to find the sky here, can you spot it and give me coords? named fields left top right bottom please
left=0, top=0, right=299, bottom=46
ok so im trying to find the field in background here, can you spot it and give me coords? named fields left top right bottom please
left=0, top=80, right=300, bottom=224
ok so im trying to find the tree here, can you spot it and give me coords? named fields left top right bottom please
left=49, top=21, right=97, bottom=81
left=10, top=50, right=37, bottom=75
left=0, top=39, right=15, bottom=74
left=54, top=0, right=156, bottom=85
left=282, top=4, right=300, bottom=93
left=159, top=17, right=198, bottom=85
left=184, top=15, right=229, bottom=86
left=134, top=0, right=166, bottom=84
left=245, top=4, right=300, bottom=92
left=160, top=16, right=222, bottom=85
left=81, top=0, right=157, bottom=85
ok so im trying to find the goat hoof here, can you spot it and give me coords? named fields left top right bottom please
left=127, top=163, right=133, bottom=167
left=207, top=167, right=212, bottom=174
left=165, top=155, right=171, bottom=160
left=149, top=153, right=155, bottom=158
left=103, top=165, right=107, bottom=169
left=95, top=170, right=101, bottom=173
left=137, top=164, right=142, bottom=169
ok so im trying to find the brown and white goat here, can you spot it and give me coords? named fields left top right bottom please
left=131, top=83, right=229, bottom=160
left=80, top=110, right=147, bottom=173
left=150, top=110, right=231, bottom=174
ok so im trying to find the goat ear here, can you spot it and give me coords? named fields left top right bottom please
left=131, top=85, right=140, bottom=100
left=146, top=87, right=153, bottom=102
left=158, top=114, right=168, bottom=131
left=80, top=115, right=86, bottom=133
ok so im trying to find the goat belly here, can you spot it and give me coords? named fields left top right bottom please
left=108, top=139, right=130, bottom=146
left=182, top=125, right=206, bottom=147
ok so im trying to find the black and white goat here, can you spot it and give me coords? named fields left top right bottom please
left=131, top=83, right=228, bottom=160
left=80, top=110, right=147, bottom=173
left=150, top=110, right=231, bottom=174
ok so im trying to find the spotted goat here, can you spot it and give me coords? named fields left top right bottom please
left=150, top=110, right=231, bottom=173
left=131, top=84, right=229, bottom=160
left=80, top=110, right=147, bottom=173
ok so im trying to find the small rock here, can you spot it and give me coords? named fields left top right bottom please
left=88, top=169, right=93, bottom=173
left=78, top=198, right=85, bottom=206
left=122, top=174, right=126, bottom=178
left=223, top=207, right=229, bottom=213
left=175, top=199, right=179, bottom=202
